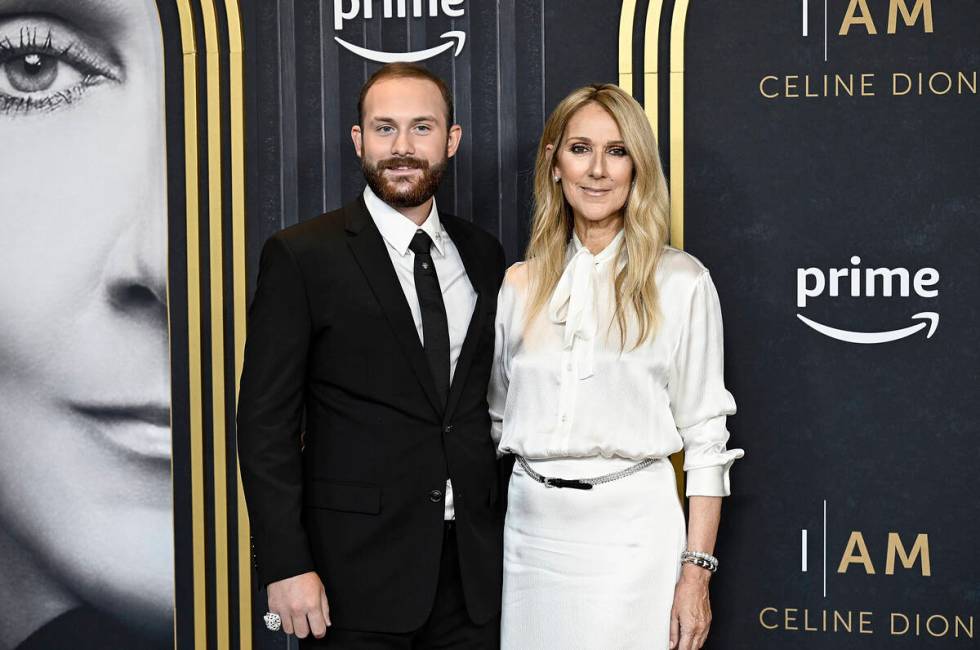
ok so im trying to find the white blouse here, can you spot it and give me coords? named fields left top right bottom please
left=488, top=229, right=744, bottom=497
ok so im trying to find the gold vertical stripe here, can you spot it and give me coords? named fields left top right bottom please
left=643, top=0, right=665, bottom=135
left=222, top=1, right=252, bottom=647
left=669, top=0, right=690, bottom=251
left=618, top=0, right=637, bottom=94
left=668, top=0, right=692, bottom=500
left=175, top=2, right=206, bottom=648
left=199, top=1, right=230, bottom=647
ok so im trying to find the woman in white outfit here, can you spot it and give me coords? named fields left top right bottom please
left=490, top=84, right=743, bottom=650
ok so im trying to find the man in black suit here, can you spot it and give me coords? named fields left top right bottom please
left=237, top=63, right=506, bottom=648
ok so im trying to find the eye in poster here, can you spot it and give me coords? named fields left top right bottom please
left=0, top=1, right=173, bottom=648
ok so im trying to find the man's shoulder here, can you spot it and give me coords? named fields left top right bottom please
left=276, top=205, right=347, bottom=243
left=268, top=201, right=361, bottom=260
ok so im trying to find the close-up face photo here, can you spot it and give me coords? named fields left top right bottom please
left=0, top=0, right=172, bottom=646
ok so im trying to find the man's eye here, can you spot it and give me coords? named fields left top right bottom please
left=414, top=124, right=431, bottom=133
left=376, top=125, right=395, bottom=134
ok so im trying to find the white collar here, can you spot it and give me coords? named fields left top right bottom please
left=363, top=185, right=446, bottom=256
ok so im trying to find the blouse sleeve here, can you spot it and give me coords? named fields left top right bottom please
left=668, top=270, right=744, bottom=497
left=488, top=277, right=515, bottom=454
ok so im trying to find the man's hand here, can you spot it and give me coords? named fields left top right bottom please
left=266, top=571, right=331, bottom=639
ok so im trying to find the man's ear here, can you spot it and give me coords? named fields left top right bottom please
left=351, top=125, right=363, bottom=158
left=446, top=124, right=462, bottom=159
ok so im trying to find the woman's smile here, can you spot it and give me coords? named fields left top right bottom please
left=578, top=185, right=613, bottom=197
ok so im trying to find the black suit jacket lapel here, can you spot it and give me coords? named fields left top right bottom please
left=441, top=217, right=490, bottom=424
left=344, top=198, right=444, bottom=417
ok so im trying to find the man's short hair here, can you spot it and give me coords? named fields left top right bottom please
left=357, top=63, right=454, bottom=127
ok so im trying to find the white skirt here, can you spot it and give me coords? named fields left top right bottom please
left=501, top=456, right=687, bottom=650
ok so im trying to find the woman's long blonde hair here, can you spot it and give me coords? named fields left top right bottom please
left=525, top=84, right=670, bottom=348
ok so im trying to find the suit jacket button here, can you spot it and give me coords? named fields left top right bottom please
left=428, top=489, right=444, bottom=503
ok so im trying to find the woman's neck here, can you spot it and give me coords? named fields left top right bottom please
left=573, top=214, right=624, bottom=255
left=0, top=526, right=78, bottom=650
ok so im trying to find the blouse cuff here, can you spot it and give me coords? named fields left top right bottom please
left=684, top=449, right=744, bottom=497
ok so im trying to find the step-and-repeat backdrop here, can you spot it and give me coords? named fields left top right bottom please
left=0, top=1, right=974, bottom=648
left=681, top=2, right=979, bottom=648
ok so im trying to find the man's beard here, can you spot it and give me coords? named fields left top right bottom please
left=362, top=155, right=448, bottom=208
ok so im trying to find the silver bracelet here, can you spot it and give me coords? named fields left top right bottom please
left=681, top=550, right=719, bottom=573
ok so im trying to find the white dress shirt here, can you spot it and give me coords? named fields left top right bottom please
left=363, top=186, right=477, bottom=518
left=489, top=229, right=744, bottom=497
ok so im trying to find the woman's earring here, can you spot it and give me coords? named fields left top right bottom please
left=553, top=174, right=561, bottom=183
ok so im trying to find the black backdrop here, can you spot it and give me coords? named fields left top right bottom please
left=242, top=0, right=620, bottom=272
left=234, top=1, right=978, bottom=648
left=686, top=1, right=980, bottom=648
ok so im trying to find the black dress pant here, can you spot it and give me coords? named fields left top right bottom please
left=300, top=522, right=498, bottom=650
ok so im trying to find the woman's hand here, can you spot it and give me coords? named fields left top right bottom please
left=669, top=564, right=712, bottom=649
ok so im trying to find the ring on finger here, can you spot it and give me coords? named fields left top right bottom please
left=263, top=611, right=282, bottom=632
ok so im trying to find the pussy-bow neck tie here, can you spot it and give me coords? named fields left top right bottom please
left=546, top=231, right=625, bottom=380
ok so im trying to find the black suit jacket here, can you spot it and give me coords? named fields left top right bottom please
left=237, top=196, right=507, bottom=633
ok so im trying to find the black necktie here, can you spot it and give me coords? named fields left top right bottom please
left=409, top=230, right=450, bottom=406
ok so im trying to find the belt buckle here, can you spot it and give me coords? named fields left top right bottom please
left=543, top=476, right=593, bottom=490
left=542, top=477, right=556, bottom=488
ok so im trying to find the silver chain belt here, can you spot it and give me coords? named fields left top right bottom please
left=515, top=455, right=660, bottom=490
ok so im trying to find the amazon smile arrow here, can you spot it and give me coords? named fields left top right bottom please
left=335, top=30, right=466, bottom=63
left=796, top=312, right=939, bottom=344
